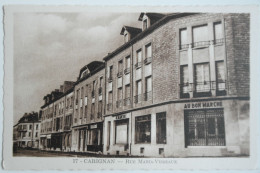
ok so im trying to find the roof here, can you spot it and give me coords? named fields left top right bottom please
left=76, top=61, right=105, bottom=85
left=120, top=26, right=142, bottom=36
left=104, top=13, right=197, bottom=61
left=18, top=112, right=41, bottom=123
left=138, top=13, right=166, bottom=21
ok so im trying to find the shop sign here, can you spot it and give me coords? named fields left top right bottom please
left=184, top=101, right=223, bottom=109
left=47, top=134, right=51, bottom=139
left=116, top=114, right=126, bottom=120
left=90, top=124, right=97, bottom=129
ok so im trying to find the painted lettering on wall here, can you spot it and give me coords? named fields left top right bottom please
left=184, top=101, right=223, bottom=109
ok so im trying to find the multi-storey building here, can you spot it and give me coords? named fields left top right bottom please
left=102, top=13, right=249, bottom=157
left=14, top=112, right=41, bottom=149
left=40, top=81, right=74, bottom=151
left=71, top=61, right=105, bottom=153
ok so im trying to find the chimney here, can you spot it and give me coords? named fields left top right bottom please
left=60, top=85, right=64, bottom=93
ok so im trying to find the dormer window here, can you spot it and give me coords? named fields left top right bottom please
left=81, top=69, right=89, bottom=79
left=124, top=33, right=129, bottom=43
left=143, top=19, right=148, bottom=30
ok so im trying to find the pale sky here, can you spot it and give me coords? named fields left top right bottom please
left=13, top=12, right=140, bottom=124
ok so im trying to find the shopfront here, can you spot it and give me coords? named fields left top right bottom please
left=103, top=112, right=131, bottom=155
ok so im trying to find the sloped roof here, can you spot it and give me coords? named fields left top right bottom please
left=138, top=13, right=166, bottom=21
left=120, top=26, right=142, bottom=36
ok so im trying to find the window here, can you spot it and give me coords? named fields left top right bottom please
left=80, top=107, right=83, bottom=118
left=193, top=25, right=208, bottom=43
left=156, top=112, right=166, bottom=144
left=107, top=121, right=111, bottom=148
left=98, top=101, right=102, bottom=117
left=143, top=19, right=147, bottom=30
left=29, top=132, right=31, bottom=137
left=135, top=115, right=151, bottom=143
left=36, top=124, right=38, bottom=130
left=180, top=28, right=188, bottom=49
left=118, top=60, right=123, bottom=72
left=194, top=63, right=210, bottom=95
left=117, top=88, right=123, bottom=108
left=145, top=44, right=152, bottom=59
left=91, top=103, right=95, bottom=119
left=180, top=65, right=189, bottom=97
left=85, top=85, right=88, bottom=96
left=135, top=80, right=142, bottom=103
left=99, top=77, right=103, bottom=88
left=216, top=61, right=226, bottom=95
left=76, top=89, right=79, bottom=105
left=87, top=129, right=101, bottom=145
left=144, top=76, right=152, bottom=101
left=126, top=56, right=130, bottom=69
left=124, top=33, right=128, bottom=43
left=23, top=125, right=26, bottom=130
left=29, top=125, right=32, bottom=130
left=115, top=119, right=128, bottom=144
left=109, top=66, right=113, bottom=81
left=214, top=22, right=223, bottom=41
left=184, top=109, right=225, bottom=146
left=137, top=49, right=142, bottom=63
left=124, top=84, right=131, bottom=106
left=84, top=105, right=88, bottom=118
left=81, top=87, right=84, bottom=98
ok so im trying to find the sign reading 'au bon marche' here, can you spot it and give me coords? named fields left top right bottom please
left=184, top=101, right=223, bottom=109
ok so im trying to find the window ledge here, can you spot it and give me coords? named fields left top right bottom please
left=187, top=146, right=226, bottom=149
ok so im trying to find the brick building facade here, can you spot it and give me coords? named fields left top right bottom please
left=36, top=12, right=249, bottom=157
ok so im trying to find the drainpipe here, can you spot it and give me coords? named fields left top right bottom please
left=130, top=43, right=134, bottom=156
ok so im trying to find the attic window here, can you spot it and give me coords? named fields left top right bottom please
left=124, top=33, right=128, bottom=43
left=143, top=19, right=148, bottom=30
left=81, top=69, right=89, bottom=79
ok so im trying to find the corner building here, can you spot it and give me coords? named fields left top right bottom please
left=71, top=61, right=105, bottom=153
left=103, top=13, right=249, bottom=157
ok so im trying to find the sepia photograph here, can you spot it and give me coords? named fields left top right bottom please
left=2, top=4, right=259, bottom=170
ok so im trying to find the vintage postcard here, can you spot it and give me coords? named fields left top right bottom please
left=2, top=4, right=259, bottom=170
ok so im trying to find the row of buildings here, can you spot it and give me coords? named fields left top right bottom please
left=15, top=12, right=250, bottom=157
left=13, top=112, right=41, bottom=149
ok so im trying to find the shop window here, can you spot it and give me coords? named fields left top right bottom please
left=87, top=129, right=100, bottom=145
left=156, top=112, right=166, bottom=144
left=194, top=63, right=211, bottom=97
left=107, top=121, right=111, bottom=149
left=135, top=115, right=151, bottom=143
left=184, top=109, right=225, bottom=147
left=115, top=119, right=128, bottom=144
left=216, top=61, right=226, bottom=96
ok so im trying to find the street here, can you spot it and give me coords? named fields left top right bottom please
left=13, top=148, right=102, bottom=157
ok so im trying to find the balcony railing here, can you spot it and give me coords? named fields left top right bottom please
left=192, top=41, right=210, bottom=48
left=214, top=38, right=224, bottom=45
left=179, top=44, right=190, bottom=50
left=124, top=68, right=130, bottom=75
left=124, top=97, right=131, bottom=106
left=98, top=87, right=102, bottom=95
left=144, top=57, right=152, bottom=65
left=108, top=76, right=113, bottom=83
left=180, top=81, right=227, bottom=98
left=116, top=99, right=123, bottom=108
left=107, top=103, right=112, bottom=111
left=64, top=125, right=71, bottom=131
left=144, top=91, right=152, bottom=101
left=117, top=71, right=123, bottom=78
left=135, top=62, right=142, bottom=69
left=134, top=94, right=142, bottom=103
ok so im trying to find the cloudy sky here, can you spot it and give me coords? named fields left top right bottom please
left=13, top=12, right=140, bottom=124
